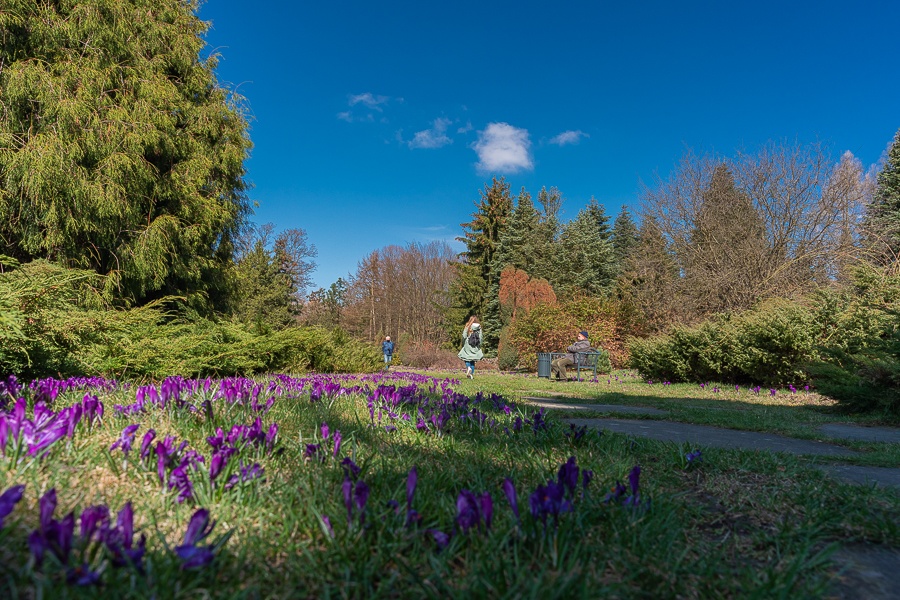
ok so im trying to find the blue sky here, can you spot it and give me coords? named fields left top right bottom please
left=198, top=0, right=900, bottom=291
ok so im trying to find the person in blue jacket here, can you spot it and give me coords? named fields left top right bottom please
left=382, top=335, right=394, bottom=371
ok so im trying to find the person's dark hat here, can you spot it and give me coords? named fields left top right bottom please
left=579, top=330, right=589, bottom=338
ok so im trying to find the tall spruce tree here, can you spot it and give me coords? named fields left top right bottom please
left=447, top=177, right=513, bottom=344
left=865, top=129, right=900, bottom=262
left=481, top=188, right=541, bottom=348
left=611, top=206, right=640, bottom=274
left=532, top=186, right=563, bottom=284
left=0, top=0, right=251, bottom=310
left=557, top=198, right=616, bottom=296
left=684, top=164, right=767, bottom=314
left=618, top=215, right=680, bottom=333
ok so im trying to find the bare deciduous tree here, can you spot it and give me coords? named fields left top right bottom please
left=342, top=241, right=457, bottom=344
left=640, top=141, right=871, bottom=322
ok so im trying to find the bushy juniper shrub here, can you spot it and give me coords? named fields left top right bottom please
left=805, top=268, right=900, bottom=415
left=628, top=299, right=821, bottom=385
left=629, top=265, right=900, bottom=415
left=0, top=260, right=381, bottom=378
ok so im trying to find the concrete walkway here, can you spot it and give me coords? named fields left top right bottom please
left=522, top=397, right=668, bottom=416
left=563, top=417, right=860, bottom=457
left=818, top=423, right=900, bottom=444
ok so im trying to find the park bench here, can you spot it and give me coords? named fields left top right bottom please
left=544, top=351, right=609, bottom=381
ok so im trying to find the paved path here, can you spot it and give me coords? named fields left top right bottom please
left=829, top=545, right=900, bottom=600
left=818, top=424, right=900, bottom=444
left=522, top=397, right=668, bottom=416
left=563, top=417, right=860, bottom=457
left=817, top=465, right=900, bottom=488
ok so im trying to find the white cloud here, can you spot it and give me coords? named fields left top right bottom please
left=550, top=130, right=589, bottom=146
left=473, top=122, right=533, bottom=173
left=457, top=121, right=473, bottom=134
left=409, top=118, right=453, bottom=149
left=348, top=92, right=390, bottom=111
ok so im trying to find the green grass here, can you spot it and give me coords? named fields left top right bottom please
left=0, top=371, right=897, bottom=598
left=451, top=369, right=900, bottom=468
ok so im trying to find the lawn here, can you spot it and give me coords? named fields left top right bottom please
left=0, top=370, right=897, bottom=598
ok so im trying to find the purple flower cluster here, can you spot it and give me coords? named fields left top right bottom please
left=1, top=484, right=224, bottom=583
left=1, top=394, right=103, bottom=459
left=603, top=465, right=647, bottom=510
left=527, top=457, right=591, bottom=527
left=29, top=376, right=118, bottom=405
left=26, top=489, right=145, bottom=585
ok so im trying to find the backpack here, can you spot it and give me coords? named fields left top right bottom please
left=467, top=329, right=481, bottom=348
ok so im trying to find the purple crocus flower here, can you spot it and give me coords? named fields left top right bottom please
left=322, top=515, right=334, bottom=538
left=321, top=422, right=330, bottom=441
left=332, top=430, right=342, bottom=458
left=355, top=480, right=370, bottom=524
left=624, top=465, right=642, bottom=507
left=80, top=394, right=103, bottom=426
left=342, top=478, right=354, bottom=524
left=206, top=428, right=225, bottom=449
left=304, top=443, right=323, bottom=461
left=139, top=429, right=156, bottom=461
left=501, top=478, right=519, bottom=522
left=110, top=424, right=140, bottom=456
left=582, top=469, right=594, bottom=491
left=175, top=509, right=216, bottom=569
left=429, top=529, right=451, bottom=551
left=557, top=456, right=580, bottom=499
left=105, top=502, right=146, bottom=569
left=685, top=450, right=703, bottom=464
left=28, top=423, right=68, bottom=457
left=265, top=423, right=278, bottom=451
left=604, top=481, right=627, bottom=503
left=79, top=505, right=110, bottom=541
left=479, top=492, right=493, bottom=530
left=0, top=417, right=8, bottom=455
left=169, top=464, right=195, bottom=503
left=224, top=462, right=264, bottom=490
left=406, top=466, right=418, bottom=509
left=529, top=481, right=570, bottom=526
left=66, top=563, right=102, bottom=586
left=0, top=484, right=25, bottom=529
left=455, top=489, right=480, bottom=533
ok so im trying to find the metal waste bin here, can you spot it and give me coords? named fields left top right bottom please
left=537, top=352, right=552, bottom=378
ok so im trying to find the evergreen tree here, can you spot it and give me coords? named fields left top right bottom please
left=233, top=241, right=295, bottom=333
left=684, top=164, right=768, bottom=314
left=481, top=188, right=541, bottom=348
left=448, top=177, right=513, bottom=345
left=0, top=0, right=251, bottom=310
left=557, top=199, right=616, bottom=297
left=611, top=206, right=640, bottom=274
left=618, top=216, right=680, bottom=333
left=865, top=128, right=900, bottom=261
left=532, top=186, right=563, bottom=283
left=232, top=224, right=317, bottom=333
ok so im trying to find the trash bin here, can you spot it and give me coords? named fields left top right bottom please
left=537, top=352, right=552, bottom=378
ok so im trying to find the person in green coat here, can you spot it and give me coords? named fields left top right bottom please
left=458, top=316, right=484, bottom=379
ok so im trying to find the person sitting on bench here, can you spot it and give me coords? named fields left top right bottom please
left=551, top=330, right=592, bottom=381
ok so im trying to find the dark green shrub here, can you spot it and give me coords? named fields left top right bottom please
left=628, top=299, right=820, bottom=385
left=0, top=260, right=382, bottom=379
left=497, top=326, right=519, bottom=370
